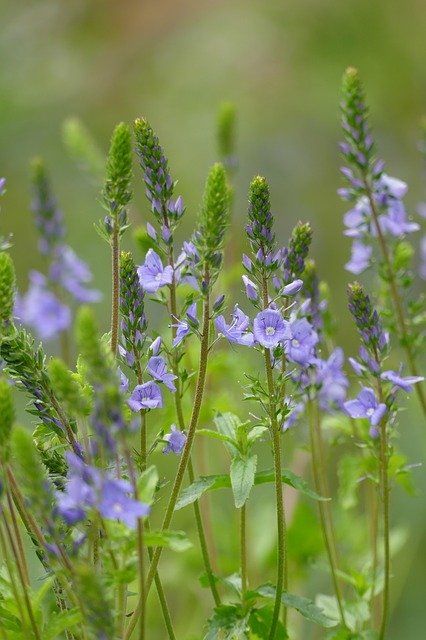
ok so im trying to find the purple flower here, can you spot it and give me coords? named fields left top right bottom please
left=147, top=356, right=177, bottom=391
left=283, top=402, right=305, bottom=431
left=163, top=424, right=187, bottom=454
left=314, top=348, right=348, bottom=410
left=172, top=319, right=190, bottom=347
left=99, top=479, right=149, bottom=527
left=215, top=304, right=254, bottom=346
left=345, top=240, right=372, bottom=274
left=253, top=308, right=290, bottom=349
left=137, top=249, right=173, bottom=293
left=149, top=336, right=162, bottom=355
left=0, top=177, right=5, bottom=195
left=119, top=368, right=129, bottom=393
left=378, top=200, right=419, bottom=236
left=242, top=275, right=258, bottom=301
left=381, top=370, right=424, bottom=392
left=286, top=318, right=318, bottom=365
left=344, top=387, right=387, bottom=433
left=127, top=381, right=163, bottom=411
left=282, top=279, right=303, bottom=296
left=15, top=271, right=71, bottom=340
left=50, top=245, right=101, bottom=303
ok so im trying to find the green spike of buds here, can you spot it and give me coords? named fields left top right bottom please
left=0, top=252, right=16, bottom=337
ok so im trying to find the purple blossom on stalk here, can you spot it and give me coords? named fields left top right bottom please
left=347, top=282, right=386, bottom=362
left=381, top=370, right=424, bottom=392
left=149, top=336, right=162, bottom=355
left=57, top=453, right=149, bottom=527
left=282, top=279, right=303, bottom=296
left=344, top=387, right=387, bottom=438
left=253, top=308, right=290, bottom=349
left=345, top=240, right=372, bottom=274
left=242, top=274, right=258, bottom=301
left=172, top=320, right=190, bottom=347
left=286, top=318, right=318, bottom=366
left=120, top=251, right=147, bottom=367
left=15, top=271, right=71, bottom=340
left=281, top=222, right=312, bottom=283
left=163, top=424, right=187, bottom=454
left=314, top=348, right=348, bottom=410
left=283, top=402, right=305, bottom=431
left=127, top=381, right=163, bottom=412
left=137, top=249, right=173, bottom=293
left=50, top=245, right=101, bottom=303
left=147, top=356, right=177, bottom=391
left=31, top=158, right=65, bottom=256
left=214, top=304, right=254, bottom=346
left=0, top=177, right=6, bottom=195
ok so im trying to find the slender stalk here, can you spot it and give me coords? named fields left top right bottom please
left=240, top=504, right=247, bottom=598
left=364, top=182, right=426, bottom=418
left=133, top=367, right=176, bottom=640
left=260, top=278, right=287, bottom=639
left=0, top=522, right=31, bottom=638
left=375, top=383, right=390, bottom=640
left=5, top=488, right=30, bottom=586
left=168, top=258, right=221, bottom=606
left=110, top=222, right=120, bottom=355
left=1, top=512, right=42, bottom=640
left=308, top=399, right=347, bottom=626
left=124, top=268, right=211, bottom=640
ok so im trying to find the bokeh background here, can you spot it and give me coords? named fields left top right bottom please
left=1, top=1, right=426, bottom=638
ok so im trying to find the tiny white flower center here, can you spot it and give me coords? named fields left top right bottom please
left=155, top=272, right=162, bottom=281
left=366, top=408, right=374, bottom=417
left=266, top=326, right=275, bottom=336
left=113, top=503, right=123, bottom=514
left=292, top=339, right=300, bottom=347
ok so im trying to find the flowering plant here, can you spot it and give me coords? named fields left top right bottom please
left=0, top=69, right=424, bottom=640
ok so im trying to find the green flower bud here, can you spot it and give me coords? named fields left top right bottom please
left=103, top=122, right=133, bottom=214
left=62, top=117, right=104, bottom=184
left=74, top=564, right=114, bottom=640
left=11, top=425, right=51, bottom=509
left=48, top=357, right=91, bottom=417
left=217, top=102, right=237, bottom=171
left=75, top=306, right=115, bottom=384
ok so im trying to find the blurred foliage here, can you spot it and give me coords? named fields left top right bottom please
left=1, top=1, right=426, bottom=638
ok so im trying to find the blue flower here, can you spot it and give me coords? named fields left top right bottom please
left=214, top=304, right=254, bottom=346
left=99, top=479, right=149, bottom=527
left=147, top=356, right=177, bottom=391
left=314, top=348, right=348, bottom=410
left=344, top=387, right=386, bottom=435
left=50, top=245, right=101, bottom=303
left=137, top=249, right=173, bottom=293
left=381, top=369, right=424, bottom=392
left=127, top=381, right=163, bottom=411
left=15, top=271, right=71, bottom=340
left=286, top=318, right=318, bottom=365
left=163, top=424, right=187, bottom=454
left=253, top=308, right=290, bottom=349
left=345, top=240, right=372, bottom=275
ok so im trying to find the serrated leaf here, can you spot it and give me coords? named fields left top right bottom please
left=231, top=455, right=257, bottom=508
left=42, top=609, right=82, bottom=640
left=144, top=529, right=192, bottom=552
left=204, top=604, right=249, bottom=640
left=247, top=426, right=268, bottom=445
left=198, top=428, right=238, bottom=448
left=252, top=584, right=337, bottom=628
left=214, top=412, right=240, bottom=456
left=175, top=468, right=324, bottom=510
left=249, top=606, right=288, bottom=639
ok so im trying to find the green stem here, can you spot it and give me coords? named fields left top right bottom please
left=124, top=268, right=211, bottom=640
left=110, top=221, right=120, bottom=355
left=0, top=522, right=31, bottom=638
left=240, top=504, right=247, bottom=598
left=308, top=399, right=347, bottom=626
left=261, top=279, right=287, bottom=640
left=364, top=181, right=426, bottom=418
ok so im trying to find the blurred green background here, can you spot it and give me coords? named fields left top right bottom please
left=1, top=0, right=426, bottom=638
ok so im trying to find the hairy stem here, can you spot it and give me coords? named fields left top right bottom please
left=241, top=504, right=247, bottom=598
left=124, top=268, right=211, bottom=640
left=261, top=278, right=287, bottom=639
left=110, top=222, right=120, bottom=355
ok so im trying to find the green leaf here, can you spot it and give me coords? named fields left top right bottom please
left=255, top=469, right=327, bottom=501
left=198, top=428, right=238, bottom=448
left=144, top=529, right=192, bottom=552
left=0, top=605, right=21, bottom=632
left=249, top=606, right=288, bottom=639
left=214, top=412, right=240, bottom=456
left=175, top=468, right=324, bottom=510
left=247, top=426, right=268, bottom=446
left=137, top=465, right=159, bottom=505
left=252, top=584, right=337, bottom=628
left=42, top=609, right=82, bottom=640
left=231, top=455, right=257, bottom=508
left=204, top=604, right=249, bottom=640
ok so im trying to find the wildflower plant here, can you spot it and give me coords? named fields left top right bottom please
left=0, top=68, right=424, bottom=640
